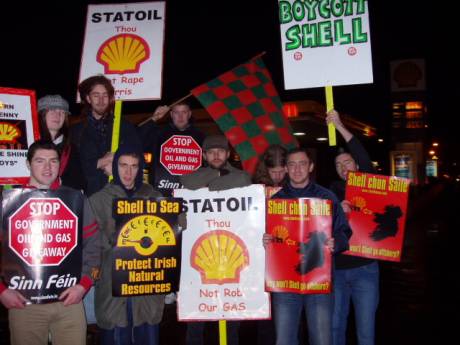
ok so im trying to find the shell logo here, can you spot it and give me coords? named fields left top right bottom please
left=272, top=225, right=289, bottom=241
left=117, top=215, right=175, bottom=256
left=351, top=196, right=367, bottom=210
left=0, top=122, right=21, bottom=143
left=97, top=34, right=150, bottom=74
left=191, top=230, right=249, bottom=285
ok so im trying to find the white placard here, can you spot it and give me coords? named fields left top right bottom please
left=79, top=2, right=166, bottom=101
left=279, top=0, right=373, bottom=89
left=0, top=88, right=39, bottom=185
left=175, top=185, right=270, bottom=321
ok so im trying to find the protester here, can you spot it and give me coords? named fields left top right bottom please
left=72, top=75, right=141, bottom=196
left=252, top=144, right=288, bottom=345
left=72, top=75, right=142, bottom=328
left=88, top=145, right=164, bottom=345
left=253, top=144, right=288, bottom=187
left=37, top=94, right=85, bottom=190
left=180, top=134, right=251, bottom=345
left=0, top=140, right=101, bottom=345
left=139, top=102, right=205, bottom=195
left=326, top=109, right=379, bottom=345
left=264, top=147, right=351, bottom=345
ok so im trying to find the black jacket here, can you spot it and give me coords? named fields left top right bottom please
left=140, top=121, right=205, bottom=195
left=329, top=136, right=376, bottom=269
left=71, top=114, right=141, bottom=196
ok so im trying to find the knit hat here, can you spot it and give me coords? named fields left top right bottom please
left=37, top=95, right=69, bottom=113
left=202, top=134, right=229, bottom=151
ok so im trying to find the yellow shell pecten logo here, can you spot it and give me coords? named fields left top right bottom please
left=117, top=215, right=175, bottom=256
left=0, top=122, right=21, bottom=143
left=352, top=196, right=367, bottom=209
left=97, top=34, right=150, bottom=74
left=191, top=230, right=249, bottom=285
left=273, top=225, right=289, bottom=241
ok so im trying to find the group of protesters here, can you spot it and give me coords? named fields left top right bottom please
left=0, top=74, right=379, bottom=345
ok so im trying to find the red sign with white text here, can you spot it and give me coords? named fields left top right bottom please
left=9, top=198, right=78, bottom=266
left=344, top=172, right=409, bottom=262
left=160, top=135, right=202, bottom=176
left=265, top=198, right=332, bottom=294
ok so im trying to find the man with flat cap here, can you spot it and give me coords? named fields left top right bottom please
left=179, top=134, right=251, bottom=345
left=180, top=134, right=251, bottom=191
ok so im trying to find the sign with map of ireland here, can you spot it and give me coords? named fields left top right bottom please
left=279, top=0, right=373, bottom=89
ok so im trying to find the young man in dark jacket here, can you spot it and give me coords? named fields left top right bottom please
left=139, top=103, right=205, bottom=195
left=326, top=110, right=379, bottom=345
left=72, top=75, right=142, bottom=196
left=266, top=147, right=351, bottom=345
left=0, top=140, right=101, bottom=345
left=89, top=145, right=164, bottom=345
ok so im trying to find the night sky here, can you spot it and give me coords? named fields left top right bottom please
left=2, top=1, right=457, bottom=158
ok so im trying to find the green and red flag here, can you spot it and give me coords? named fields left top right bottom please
left=191, top=55, right=298, bottom=174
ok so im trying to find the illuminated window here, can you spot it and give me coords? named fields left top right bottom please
left=405, top=101, right=423, bottom=110
left=282, top=103, right=298, bottom=118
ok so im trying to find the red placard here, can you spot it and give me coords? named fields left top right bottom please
left=265, top=198, right=332, bottom=294
left=159, top=135, right=202, bottom=176
left=0, top=87, right=40, bottom=185
left=9, top=198, right=78, bottom=266
left=343, top=171, right=410, bottom=262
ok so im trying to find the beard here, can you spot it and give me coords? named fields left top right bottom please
left=209, top=160, right=226, bottom=169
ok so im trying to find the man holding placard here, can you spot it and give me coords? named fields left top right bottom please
left=180, top=134, right=251, bottom=345
left=0, top=140, right=101, bottom=345
left=265, top=148, right=351, bottom=345
left=327, top=110, right=379, bottom=345
left=139, top=102, right=204, bottom=196
left=89, top=144, right=166, bottom=345
left=72, top=75, right=142, bottom=196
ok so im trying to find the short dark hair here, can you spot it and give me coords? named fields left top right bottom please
left=27, top=140, right=60, bottom=162
left=286, top=147, right=314, bottom=162
left=335, top=146, right=350, bottom=158
left=171, top=102, right=191, bottom=111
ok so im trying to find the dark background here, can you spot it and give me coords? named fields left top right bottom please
left=2, top=1, right=455, bottom=140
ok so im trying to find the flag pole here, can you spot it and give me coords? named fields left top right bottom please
left=138, top=93, right=193, bottom=127
left=325, top=85, right=336, bottom=146
left=109, top=99, right=123, bottom=181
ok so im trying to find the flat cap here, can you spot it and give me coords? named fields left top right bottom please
left=202, top=134, right=229, bottom=151
left=37, top=95, right=69, bottom=113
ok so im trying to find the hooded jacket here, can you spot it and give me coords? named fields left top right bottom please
left=89, top=145, right=164, bottom=329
